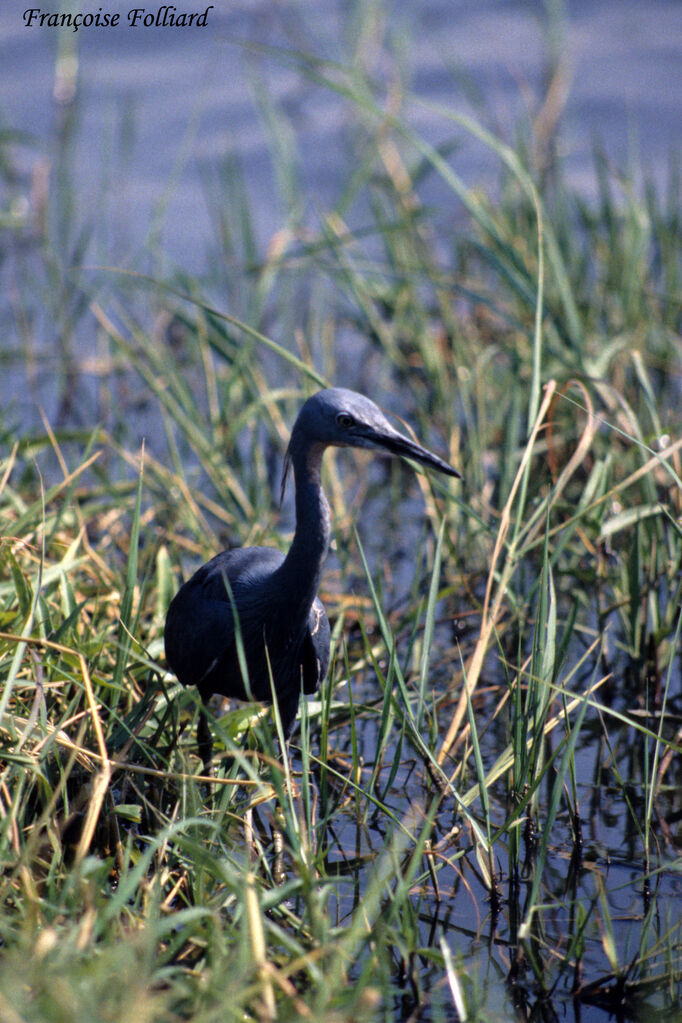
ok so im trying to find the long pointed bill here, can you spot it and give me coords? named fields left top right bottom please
left=363, top=425, right=462, bottom=479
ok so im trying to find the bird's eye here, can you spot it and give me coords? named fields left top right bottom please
left=336, top=412, right=354, bottom=429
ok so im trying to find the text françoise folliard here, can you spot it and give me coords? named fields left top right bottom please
left=23, top=6, right=214, bottom=30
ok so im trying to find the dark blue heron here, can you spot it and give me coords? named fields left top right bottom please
left=164, top=388, right=460, bottom=749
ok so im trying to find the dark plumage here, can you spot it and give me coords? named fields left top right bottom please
left=164, top=388, right=460, bottom=742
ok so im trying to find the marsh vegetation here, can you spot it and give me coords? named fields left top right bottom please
left=0, top=12, right=681, bottom=1022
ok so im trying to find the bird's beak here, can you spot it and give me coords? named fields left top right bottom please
left=363, top=424, right=462, bottom=480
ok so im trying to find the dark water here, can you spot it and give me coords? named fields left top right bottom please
left=306, top=657, right=682, bottom=1021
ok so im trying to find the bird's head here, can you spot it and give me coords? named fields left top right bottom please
left=281, top=388, right=460, bottom=502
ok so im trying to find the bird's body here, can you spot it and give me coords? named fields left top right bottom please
left=164, top=388, right=459, bottom=741
left=165, top=546, right=330, bottom=736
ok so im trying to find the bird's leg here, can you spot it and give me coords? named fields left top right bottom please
left=270, top=695, right=299, bottom=772
left=276, top=692, right=300, bottom=746
left=196, top=705, right=214, bottom=778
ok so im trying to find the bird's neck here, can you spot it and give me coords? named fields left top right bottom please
left=278, top=441, right=330, bottom=608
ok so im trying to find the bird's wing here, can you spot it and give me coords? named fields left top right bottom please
left=164, top=546, right=284, bottom=690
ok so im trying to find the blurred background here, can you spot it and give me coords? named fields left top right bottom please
left=1, top=0, right=680, bottom=429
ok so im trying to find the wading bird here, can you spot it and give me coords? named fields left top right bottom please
left=164, top=388, right=460, bottom=750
